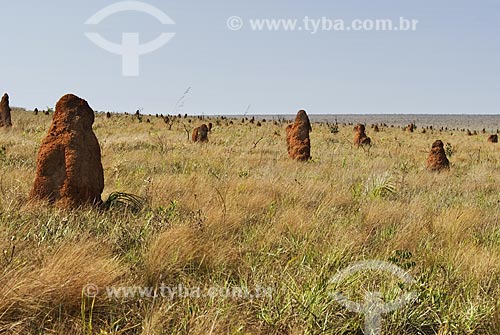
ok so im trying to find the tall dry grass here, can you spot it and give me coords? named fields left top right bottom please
left=0, top=110, right=499, bottom=334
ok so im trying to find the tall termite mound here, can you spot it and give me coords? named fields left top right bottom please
left=30, top=94, right=104, bottom=208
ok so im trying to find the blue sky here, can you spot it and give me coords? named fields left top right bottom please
left=1, top=0, right=499, bottom=115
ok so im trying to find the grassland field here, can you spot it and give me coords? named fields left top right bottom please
left=0, top=109, right=499, bottom=334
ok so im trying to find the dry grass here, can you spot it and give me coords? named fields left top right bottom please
left=0, top=110, right=499, bottom=334
left=0, top=239, right=125, bottom=333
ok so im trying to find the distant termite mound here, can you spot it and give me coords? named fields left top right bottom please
left=353, top=124, right=371, bottom=147
left=286, top=110, right=311, bottom=161
left=405, top=124, right=415, bottom=133
left=426, top=140, right=450, bottom=172
left=0, top=93, right=12, bottom=128
left=192, top=124, right=209, bottom=143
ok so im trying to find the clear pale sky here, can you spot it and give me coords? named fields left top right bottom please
left=1, top=0, right=499, bottom=115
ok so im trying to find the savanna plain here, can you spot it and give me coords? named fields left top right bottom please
left=0, top=109, right=499, bottom=334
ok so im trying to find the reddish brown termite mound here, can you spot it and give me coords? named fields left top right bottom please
left=405, top=124, right=415, bottom=133
left=0, top=93, right=12, bottom=128
left=488, top=134, right=498, bottom=143
left=29, top=94, right=104, bottom=208
left=353, top=124, right=371, bottom=147
left=286, top=110, right=311, bottom=161
left=192, top=124, right=209, bottom=143
left=426, top=140, right=450, bottom=172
